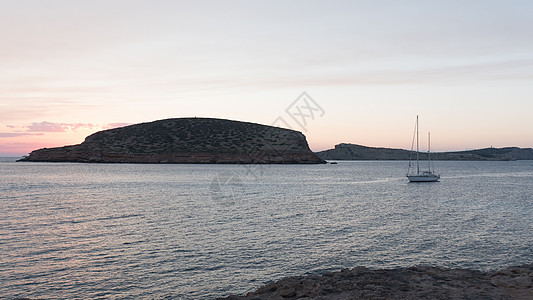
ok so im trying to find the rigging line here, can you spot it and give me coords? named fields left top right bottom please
left=407, top=116, right=417, bottom=175
left=416, top=115, right=420, bottom=175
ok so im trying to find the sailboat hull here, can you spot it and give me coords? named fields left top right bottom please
left=407, top=115, right=441, bottom=182
left=407, top=174, right=440, bottom=182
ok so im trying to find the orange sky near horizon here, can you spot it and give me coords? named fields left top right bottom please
left=2, top=1, right=533, bottom=156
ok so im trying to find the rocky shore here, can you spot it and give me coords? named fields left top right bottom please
left=222, top=264, right=533, bottom=299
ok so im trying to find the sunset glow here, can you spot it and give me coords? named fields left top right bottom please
left=2, top=1, right=533, bottom=156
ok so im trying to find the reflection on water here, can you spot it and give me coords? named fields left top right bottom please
left=1, top=160, right=532, bottom=299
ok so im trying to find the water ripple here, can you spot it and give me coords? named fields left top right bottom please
left=1, top=161, right=532, bottom=299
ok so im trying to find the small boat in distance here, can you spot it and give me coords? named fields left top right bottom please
left=407, top=115, right=440, bottom=182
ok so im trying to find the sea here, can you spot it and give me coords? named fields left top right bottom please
left=1, top=158, right=532, bottom=299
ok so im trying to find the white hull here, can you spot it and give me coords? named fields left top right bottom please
left=407, top=174, right=440, bottom=182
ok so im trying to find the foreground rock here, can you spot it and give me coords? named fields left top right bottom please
left=318, top=143, right=533, bottom=161
left=19, top=118, right=325, bottom=164
left=222, top=264, right=533, bottom=299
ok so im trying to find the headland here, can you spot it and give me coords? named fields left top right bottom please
left=19, top=118, right=325, bottom=164
left=318, top=143, right=533, bottom=161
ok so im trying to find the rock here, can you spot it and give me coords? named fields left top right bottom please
left=220, top=264, right=533, bottom=299
left=18, top=118, right=325, bottom=164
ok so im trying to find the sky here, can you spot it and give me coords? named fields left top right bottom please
left=1, top=0, right=532, bottom=156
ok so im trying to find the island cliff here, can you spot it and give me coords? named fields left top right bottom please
left=19, top=118, right=325, bottom=164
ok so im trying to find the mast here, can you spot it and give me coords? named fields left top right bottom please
left=428, top=132, right=431, bottom=172
left=416, top=115, right=420, bottom=175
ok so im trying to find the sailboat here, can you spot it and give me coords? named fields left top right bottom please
left=407, top=115, right=440, bottom=182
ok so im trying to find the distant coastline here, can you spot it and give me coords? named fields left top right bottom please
left=0, top=157, right=21, bottom=162
left=317, top=143, right=533, bottom=161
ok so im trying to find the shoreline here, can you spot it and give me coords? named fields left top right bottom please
left=221, top=264, right=533, bottom=299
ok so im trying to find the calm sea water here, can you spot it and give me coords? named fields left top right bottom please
left=1, top=159, right=532, bottom=299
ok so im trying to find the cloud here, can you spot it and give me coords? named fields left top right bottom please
left=26, top=121, right=97, bottom=132
left=2, top=122, right=132, bottom=137
left=242, top=58, right=533, bottom=88
left=0, top=132, right=43, bottom=138
left=102, top=123, right=132, bottom=130
left=0, top=141, right=57, bottom=156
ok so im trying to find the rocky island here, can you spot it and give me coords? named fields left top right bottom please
left=318, top=143, right=533, bottom=161
left=19, top=118, right=325, bottom=164
left=222, top=264, right=533, bottom=299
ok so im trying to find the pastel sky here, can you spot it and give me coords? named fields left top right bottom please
left=1, top=0, right=532, bottom=156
